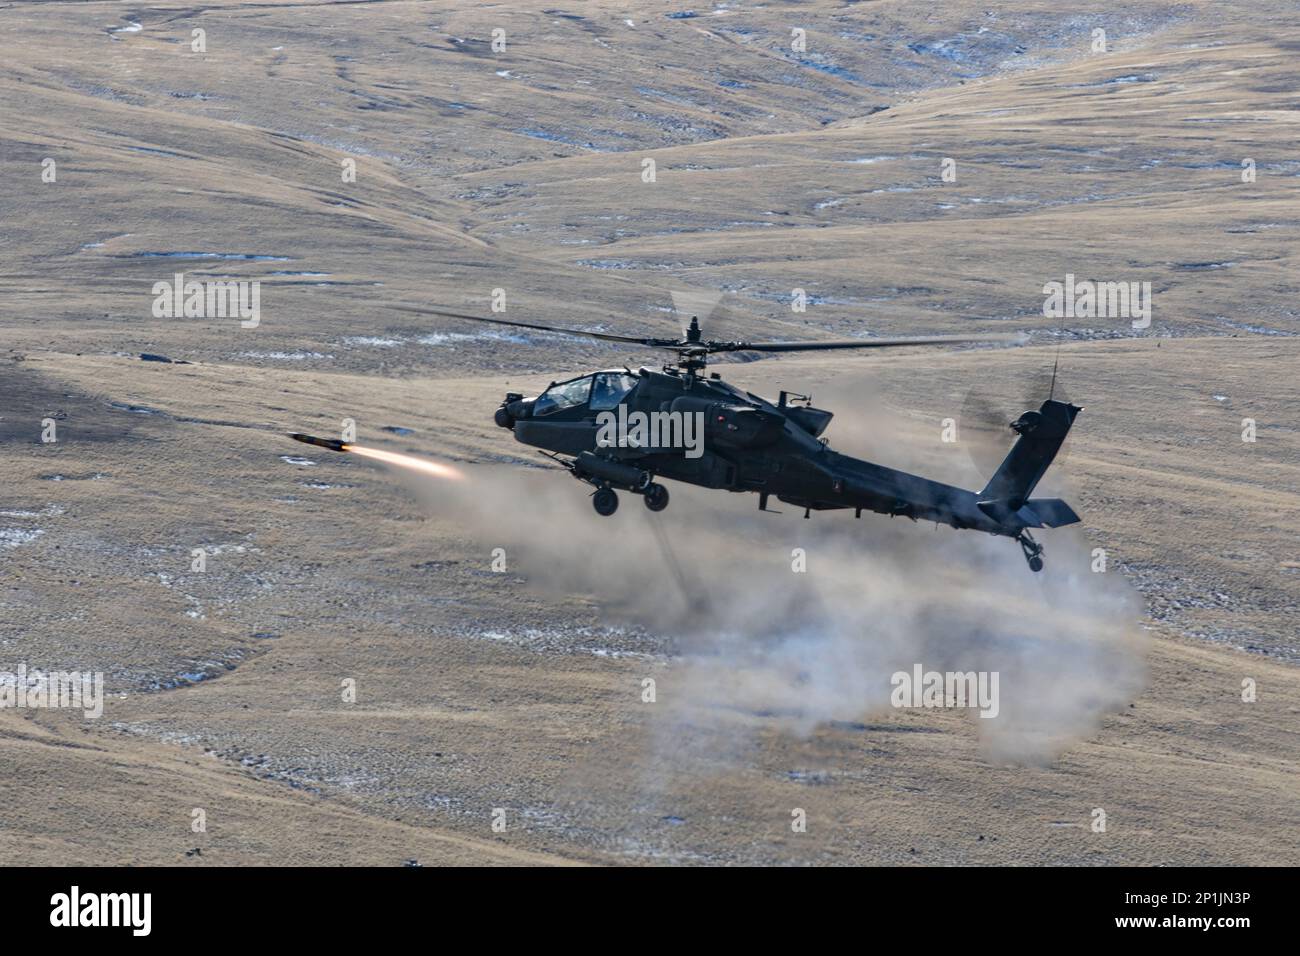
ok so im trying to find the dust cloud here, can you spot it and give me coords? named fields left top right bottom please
left=400, top=468, right=1145, bottom=767
left=394, top=380, right=1146, bottom=766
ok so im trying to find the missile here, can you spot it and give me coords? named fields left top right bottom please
left=289, top=432, right=348, bottom=452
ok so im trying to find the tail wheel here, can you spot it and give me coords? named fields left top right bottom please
left=592, top=487, right=619, bottom=516
left=643, top=483, right=669, bottom=512
left=1018, top=531, right=1045, bottom=572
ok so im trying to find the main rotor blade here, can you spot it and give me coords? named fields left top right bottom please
left=387, top=304, right=683, bottom=348
left=713, top=333, right=1017, bottom=353
left=388, top=304, right=1020, bottom=356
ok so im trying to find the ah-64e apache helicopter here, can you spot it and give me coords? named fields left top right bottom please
left=299, top=308, right=1082, bottom=572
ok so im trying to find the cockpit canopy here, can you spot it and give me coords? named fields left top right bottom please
left=533, top=371, right=638, bottom=417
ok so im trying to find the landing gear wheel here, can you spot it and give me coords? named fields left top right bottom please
left=643, top=483, right=669, bottom=512
left=1018, top=531, right=1045, bottom=572
left=592, top=487, right=619, bottom=516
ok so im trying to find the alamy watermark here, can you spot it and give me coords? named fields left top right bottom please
left=50, top=887, right=150, bottom=936
left=1043, top=273, right=1151, bottom=329
left=596, top=405, right=705, bottom=459
left=890, top=664, right=999, bottom=719
left=152, top=272, right=260, bottom=328
left=0, top=665, right=104, bottom=718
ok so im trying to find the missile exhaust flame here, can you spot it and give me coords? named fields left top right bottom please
left=343, top=444, right=465, bottom=480
left=288, top=432, right=463, bottom=480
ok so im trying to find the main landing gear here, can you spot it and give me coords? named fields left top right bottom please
left=590, top=482, right=670, bottom=516
left=643, top=483, right=669, bottom=512
left=1018, top=531, right=1045, bottom=572
left=592, top=486, right=619, bottom=516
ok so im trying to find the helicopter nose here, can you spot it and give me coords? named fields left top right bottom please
left=495, top=393, right=528, bottom=429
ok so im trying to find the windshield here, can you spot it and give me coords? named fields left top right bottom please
left=590, top=372, right=638, bottom=410
left=533, top=375, right=593, bottom=416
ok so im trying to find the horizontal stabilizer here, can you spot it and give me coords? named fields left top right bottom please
left=978, top=496, right=1079, bottom=529
left=1023, top=497, right=1080, bottom=528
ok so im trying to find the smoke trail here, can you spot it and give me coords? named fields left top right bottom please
left=405, top=454, right=1146, bottom=766
left=344, top=444, right=465, bottom=481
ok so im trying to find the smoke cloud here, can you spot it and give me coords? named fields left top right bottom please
left=402, top=412, right=1147, bottom=767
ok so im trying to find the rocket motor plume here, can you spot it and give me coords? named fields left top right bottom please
left=288, top=433, right=463, bottom=480
left=343, top=444, right=465, bottom=481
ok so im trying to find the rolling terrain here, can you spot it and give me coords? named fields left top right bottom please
left=1, top=1, right=1297, bottom=865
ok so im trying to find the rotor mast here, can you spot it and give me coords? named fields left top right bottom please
left=673, top=316, right=709, bottom=379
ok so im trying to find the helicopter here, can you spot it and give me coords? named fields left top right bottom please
left=371, top=307, right=1082, bottom=572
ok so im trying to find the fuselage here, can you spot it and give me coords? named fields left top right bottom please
left=495, top=366, right=1024, bottom=536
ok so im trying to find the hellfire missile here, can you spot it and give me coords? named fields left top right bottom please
left=289, top=433, right=348, bottom=452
